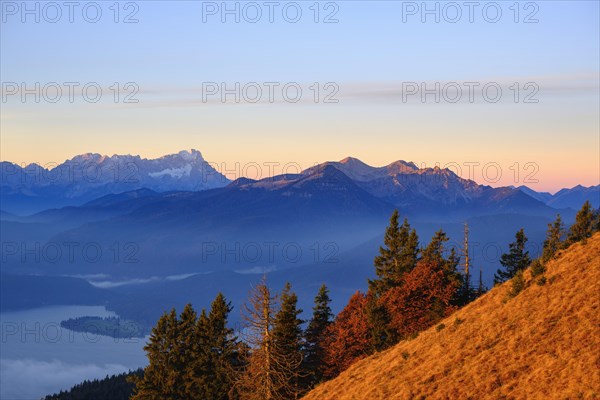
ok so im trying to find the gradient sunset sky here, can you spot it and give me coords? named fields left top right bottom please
left=1, top=1, right=598, bottom=192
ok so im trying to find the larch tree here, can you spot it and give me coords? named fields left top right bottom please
left=458, top=224, right=473, bottom=305
left=494, top=228, right=531, bottom=285
left=237, top=279, right=302, bottom=400
left=237, top=279, right=277, bottom=400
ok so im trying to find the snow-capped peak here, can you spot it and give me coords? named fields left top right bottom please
left=177, top=149, right=203, bottom=162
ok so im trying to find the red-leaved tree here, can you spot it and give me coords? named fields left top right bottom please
left=382, top=260, right=458, bottom=338
left=322, top=291, right=370, bottom=378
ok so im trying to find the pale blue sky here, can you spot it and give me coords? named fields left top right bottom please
left=1, top=1, right=599, bottom=191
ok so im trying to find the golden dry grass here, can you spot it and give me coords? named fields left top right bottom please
left=304, top=233, right=600, bottom=400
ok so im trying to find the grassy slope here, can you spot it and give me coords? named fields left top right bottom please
left=305, top=233, right=600, bottom=400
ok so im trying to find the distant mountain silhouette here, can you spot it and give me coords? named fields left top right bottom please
left=1, top=160, right=564, bottom=280
left=0, top=150, right=229, bottom=214
left=3, top=152, right=594, bottom=216
left=517, top=184, right=599, bottom=209
left=2, top=154, right=595, bottom=326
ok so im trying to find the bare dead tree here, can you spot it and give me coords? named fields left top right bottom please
left=234, top=278, right=302, bottom=400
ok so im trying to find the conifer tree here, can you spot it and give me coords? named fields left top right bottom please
left=542, top=214, right=565, bottom=262
left=366, top=211, right=419, bottom=351
left=364, top=294, right=395, bottom=352
left=422, top=229, right=464, bottom=304
left=568, top=201, right=596, bottom=244
left=421, top=229, right=449, bottom=265
left=205, top=293, right=239, bottom=400
left=272, top=283, right=304, bottom=399
left=368, top=210, right=419, bottom=297
left=131, top=309, right=181, bottom=400
left=133, top=299, right=238, bottom=400
left=303, top=284, right=333, bottom=388
left=424, top=230, right=461, bottom=279
left=474, top=268, right=488, bottom=298
left=508, top=269, right=526, bottom=298
left=54, top=370, right=144, bottom=400
left=176, top=304, right=198, bottom=399
left=494, top=228, right=531, bottom=285
left=184, top=309, right=211, bottom=399
left=178, top=304, right=198, bottom=356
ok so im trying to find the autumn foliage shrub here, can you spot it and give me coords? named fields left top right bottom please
left=322, top=292, right=370, bottom=378
left=382, top=260, right=458, bottom=339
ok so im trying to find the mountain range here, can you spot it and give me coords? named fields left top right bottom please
left=516, top=184, right=600, bottom=210
left=0, top=150, right=229, bottom=214
left=2, top=151, right=597, bottom=216
left=1, top=150, right=598, bottom=326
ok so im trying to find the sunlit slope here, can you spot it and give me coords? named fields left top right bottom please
left=305, top=234, right=600, bottom=399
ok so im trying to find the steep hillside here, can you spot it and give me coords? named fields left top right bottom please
left=305, top=234, right=600, bottom=399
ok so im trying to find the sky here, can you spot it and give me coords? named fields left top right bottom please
left=1, top=0, right=599, bottom=192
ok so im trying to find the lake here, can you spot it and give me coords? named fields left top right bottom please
left=0, top=305, right=148, bottom=400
